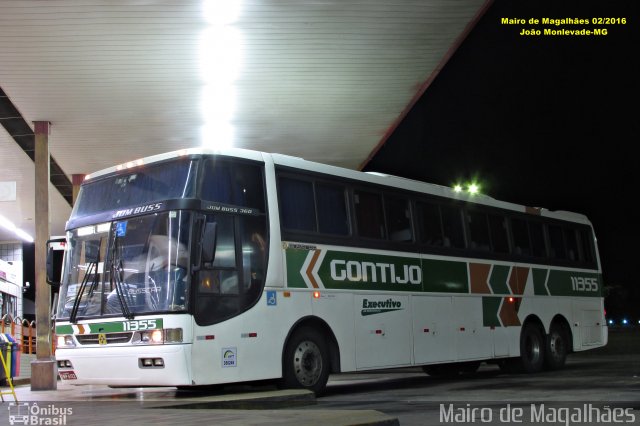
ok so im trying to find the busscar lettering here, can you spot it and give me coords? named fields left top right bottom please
left=113, top=203, right=162, bottom=218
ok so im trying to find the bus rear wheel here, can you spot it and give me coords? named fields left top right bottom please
left=519, top=323, right=545, bottom=373
left=544, top=323, right=569, bottom=370
left=281, top=327, right=330, bottom=394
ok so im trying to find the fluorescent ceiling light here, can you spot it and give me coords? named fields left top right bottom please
left=0, top=214, right=34, bottom=243
left=199, top=0, right=244, bottom=149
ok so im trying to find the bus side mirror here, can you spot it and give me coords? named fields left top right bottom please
left=201, top=222, right=217, bottom=265
left=46, top=238, right=65, bottom=287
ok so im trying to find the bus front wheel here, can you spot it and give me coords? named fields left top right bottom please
left=281, top=327, right=330, bottom=394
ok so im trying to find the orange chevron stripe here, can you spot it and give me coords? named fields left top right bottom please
left=305, top=250, right=321, bottom=289
left=470, top=263, right=492, bottom=294
left=508, top=267, right=530, bottom=295
left=499, top=297, right=522, bottom=326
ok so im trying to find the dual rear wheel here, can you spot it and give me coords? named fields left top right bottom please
left=500, top=322, right=569, bottom=373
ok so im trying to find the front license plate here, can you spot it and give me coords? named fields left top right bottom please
left=59, top=371, right=78, bottom=380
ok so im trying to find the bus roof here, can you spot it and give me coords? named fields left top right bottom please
left=83, top=147, right=591, bottom=226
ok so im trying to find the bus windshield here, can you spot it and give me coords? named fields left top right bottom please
left=57, top=211, right=191, bottom=320
left=71, top=158, right=197, bottom=218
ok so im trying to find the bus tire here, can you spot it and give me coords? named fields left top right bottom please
left=282, top=327, right=330, bottom=394
left=519, top=323, right=545, bottom=373
left=544, top=323, right=569, bottom=370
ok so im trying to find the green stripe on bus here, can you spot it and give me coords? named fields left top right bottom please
left=482, top=297, right=502, bottom=327
left=532, top=268, right=549, bottom=295
left=489, top=265, right=510, bottom=295
left=422, top=259, right=468, bottom=293
left=285, top=248, right=308, bottom=288
left=546, top=270, right=602, bottom=297
left=318, top=251, right=422, bottom=292
left=56, top=325, right=73, bottom=334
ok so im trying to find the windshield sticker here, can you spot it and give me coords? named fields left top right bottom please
left=116, top=221, right=127, bottom=237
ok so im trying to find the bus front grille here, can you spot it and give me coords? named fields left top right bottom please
left=76, top=332, right=133, bottom=345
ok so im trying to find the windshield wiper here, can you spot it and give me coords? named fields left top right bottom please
left=69, top=259, right=97, bottom=324
left=110, top=231, right=134, bottom=320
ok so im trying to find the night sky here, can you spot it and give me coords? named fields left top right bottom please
left=364, top=0, right=640, bottom=318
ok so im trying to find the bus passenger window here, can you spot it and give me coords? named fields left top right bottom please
left=354, top=190, right=385, bottom=239
left=385, top=196, right=412, bottom=242
left=564, top=228, right=579, bottom=262
left=579, top=229, right=595, bottom=264
left=511, top=218, right=531, bottom=256
left=279, top=178, right=316, bottom=232
left=488, top=214, right=509, bottom=254
left=529, top=221, right=546, bottom=257
left=467, top=211, right=490, bottom=251
left=441, top=205, right=465, bottom=249
left=316, top=183, right=349, bottom=235
left=201, top=161, right=265, bottom=210
left=548, top=225, right=566, bottom=259
left=417, top=202, right=443, bottom=246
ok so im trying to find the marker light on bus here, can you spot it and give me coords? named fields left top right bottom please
left=57, top=335, right=76, bottom=348
left=313, top=291, right=321, bottom=299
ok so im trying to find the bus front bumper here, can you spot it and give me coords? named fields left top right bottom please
left=55, top=344, right=192, bottom=386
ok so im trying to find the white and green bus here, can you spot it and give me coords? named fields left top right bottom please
left=53, top=148, right=606, bottom=393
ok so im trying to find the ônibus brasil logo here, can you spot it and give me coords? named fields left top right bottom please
left=361, top=298, right=403, bottom=316
left=7, top=402, right=73, bottom=425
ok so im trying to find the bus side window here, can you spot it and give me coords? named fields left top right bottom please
left=385, top=195, right=412, bottom=242
left=417, top=201, right=444, bottom=246
left=511, top=217, right=531, bottom=256
left=467, top=210, right=490, bottom=251
left=441, top=205, right=465, bottom=249
left=529, top=221, right=546, bottom=257
left=579, top=228, right=595, bottom=264
left=279, top=177, right=316, bottom=232
left=564, top=228, right=579, bottom=262
left=202, top=160, right=265, bottom=210
left=354, top=190, right=385, bottom=239
left=316, top=183, right=350, bottom=235
left=488, top=214, right=509, bottom=254
left=548, top=225, right=566, bottom=260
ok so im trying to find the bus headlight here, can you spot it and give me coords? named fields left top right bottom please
left=56, top=335, right=76, bottom=348
left=132, top=328, right=183, bottom=345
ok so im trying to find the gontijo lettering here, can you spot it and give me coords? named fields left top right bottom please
left=330, top=259, right=421, bottom=284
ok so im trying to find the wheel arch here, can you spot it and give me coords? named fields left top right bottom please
left=282, top=315, right=341, bottom=374
left=521, top=314, right=545, bottom=334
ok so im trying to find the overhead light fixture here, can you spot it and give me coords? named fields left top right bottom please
left=0, top=214, right=34, bottom=243
left=199, top=0, right=244, bottom=149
